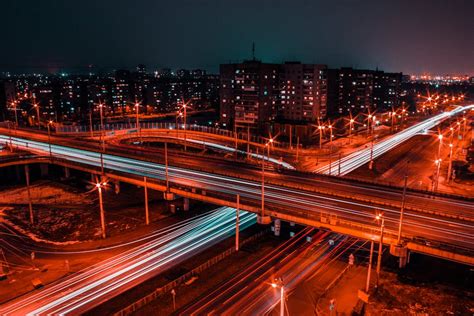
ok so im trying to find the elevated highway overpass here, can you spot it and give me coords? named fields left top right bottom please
left=0, top=131, right=473, bottom=265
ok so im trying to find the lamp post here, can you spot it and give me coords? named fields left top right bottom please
left=271, top=278, right=285, bottom=316
left=89, top=109, right=94, bottom=138
left=96, top=181, right=107, bottom=239
left=434, top=159, right=442, bottom=192
left=318, top=125, right=324, bottom=149
left=365, top=239, right=374, bottom=292
left=367, top=114, right=372, bottom=136
left=375, top=213, right=385, bottom=287
left=182, top=102, right=187, bottom=152
left=34, top=103, right=40, bottom=130
left=47, top=120, right=53, bottom=159
left=349, top=118, right=354, bottom=143
left=261, top=143, right=268, bottom=218
left=397, top=167, right=408, bottom=244
left=165, top=142, right=170, bottom=192
left=135, top=102, right=141, bottom=143
left=99, top=103, right=105, bottom=152
left=447, top=143, right=454, bottom=183
left=12, top=101, right=18, bottom=127
left=372, top=116, right=376, bottom=135
left=328, top=124, right=333, bottom=150
left=437, top=134, right=443, bottom=160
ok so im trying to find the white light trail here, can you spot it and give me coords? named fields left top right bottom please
left=0, top=207, right=256, bottom=315
left=314, top=105, right=474, bottom=175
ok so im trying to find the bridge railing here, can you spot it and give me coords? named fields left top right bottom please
left=55, top=122, right=293, bottom=149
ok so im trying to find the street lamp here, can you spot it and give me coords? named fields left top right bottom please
left=96, top=181, right=107, bottom=239
left=271, top=277, right=285, bottom=316
left=367, top=114, right=372, bottom=136
left=98, top=103, right=105, bottom=152
left=437, top=134, right=443, bottom=159
left=375, top=213, right=385, bottom=287
left=349, top=118, right=354, bottom=143
left=317, top=124, right=325, bottom=149
left=11, top=101, right=19, bottom=127
left=47, top=120, right=53, bottom=159
left=33, top=103, right=40, bottom=130
left=135, top=102, right=141, bottom=143
left=434, top=159, right=442, bottom=192
left=447, top=143, right=453, bottom=183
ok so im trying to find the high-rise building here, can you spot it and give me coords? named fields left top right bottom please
left=279, top=62, right=327, bottom=122
left=220, top=60, right=282, bottom=128
left=326, top=67, right=402, bottom=116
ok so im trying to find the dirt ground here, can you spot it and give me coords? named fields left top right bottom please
left=0, top=179, right=175, bottom=242
left=367, top=272, right=474, bottom=316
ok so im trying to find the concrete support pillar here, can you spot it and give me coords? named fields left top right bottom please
left=40, top=164, right=49, bottom=177
left=273, top=219, right=281, bottom=236
left=257, top=215, right=272, bottom=225
left=164, top=192, right=176, bottom=200
left=183, top=198, right=189, bottom=211
left=389, top=244, right=409, bottom=268
left=15, top=165, right=21, bottom=182
left=63, top=166, right=70, bottom=179
left=114, top=181, right=120, bottom=194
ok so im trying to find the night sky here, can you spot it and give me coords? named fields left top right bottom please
left=1, top=0, right=473, bottom=75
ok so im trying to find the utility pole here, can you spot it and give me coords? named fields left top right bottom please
left=135, top=102, right=141, bottom=143
left=99, top=103, right=105, bottom=152
left=97, top=182, right=106, bottom=239
left=447, top=143, right=453, bottom=183
left=289, top=126, right=292, bottom=149
left=397, top=173, right=408, bottom=243
left=296, top=136, right=299, bottom=162
left=47, top=120, right=53, bottom=159
left=144, top=176, right=149, bottom=225
left=369, top=138, right=374, bottom=170
left=376, top=214, right=385, bottom=287
left=338, top=153, right=341, bottom=176
left=165, top=142, right=169, bottom=191
left=89, top=110, right=93, bottom=138
left=234, top=122, right=238, bottom=150
left=247, top=125, right=250, bottom=159
left=261, top=147, right=265, bottom=218
left=365, top=240, right=374, bottom=292
left=34, top=103, right=40, bottom=130
left=25, top=165, right=34, bottom=225
left=236, top=194, right=240, bottom=251
left=183, top=103, right=187, bottom=152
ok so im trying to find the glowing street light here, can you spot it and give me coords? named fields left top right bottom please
left=11, top=101, right=19, bottom=127
left=98, top=103, right=105, bottom=152
left=135, top=101, right=141, bottom=143
left=33, top=103, right=40, bottom=130
left=47, top=120, right=53, bottom=158
left=447, top=143, right=454, bottom=183
left=96, top=181, right=108, bottom=239
left=271, top=277, right=285, bottom=316
left=437, top=134, right=443, bottom=160
left=434, top=159, right=442, bottom=192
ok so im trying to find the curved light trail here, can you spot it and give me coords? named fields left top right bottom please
left=0, top=207, right=256, bottom=315
left=315, top=105, right=474, bottom=175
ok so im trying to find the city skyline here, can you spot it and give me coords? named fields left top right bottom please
left=1, top=0, right=473, bottom=75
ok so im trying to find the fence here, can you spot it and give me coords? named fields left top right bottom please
left=113, top=229, right=268, bottom=316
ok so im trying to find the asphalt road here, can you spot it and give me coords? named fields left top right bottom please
left=0, top=207, right=256, bottom=315
left=0, top=133, right=473, bottom=254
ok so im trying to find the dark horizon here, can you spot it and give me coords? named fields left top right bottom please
left=1, top=0, right=473, bottom=75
